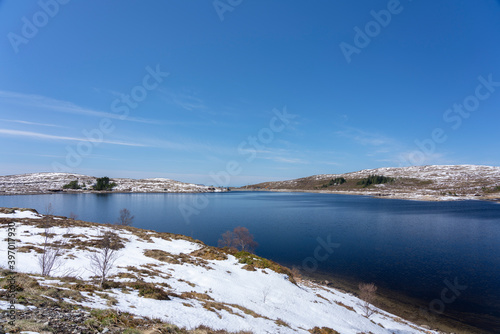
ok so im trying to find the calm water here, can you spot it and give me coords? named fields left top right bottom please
left=1, top=192, right=499, bottom=332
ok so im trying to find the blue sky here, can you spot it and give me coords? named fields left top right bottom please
left=0, top=0, right=499, bottom=186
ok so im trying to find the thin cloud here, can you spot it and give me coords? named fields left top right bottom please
left=158, top=89, right=206, bottom=111
left=335, top=127, right=395, bottom=146
left=0, top=119, right=67, bottom=128
left=0, top=90, right=162, bottom=124
left=396, top=151, right=446, bottom=166
left=174, top=94, right=206, bottom=111
left=317, top=161, right=341, bottom=166
left=271, top=157, right=308, bottom=164
left=0, top=129, right=148, bottom=147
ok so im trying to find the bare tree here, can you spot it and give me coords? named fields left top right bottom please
left=38, top=203, right=67, bottom=276
left=262, top=286, right=271, bottom=303
left=218, top=231, right=234, bottom=249
left=38, top=228, right=65, bottom=276
left=218, top=226, right=258, bottom=252
left=233, top=226, right=258, bottom=252
left=115, top=208, right=134, bottom=226
left=88, top=230, right=120, bottom=287
left=358, top=282, right=378, bottom=318
left=44, top=203, right=54, bottom=216
left=69, top=212, right=78, bottom=220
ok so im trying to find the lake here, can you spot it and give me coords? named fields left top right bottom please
left=1, top=191, right=499, bottom=332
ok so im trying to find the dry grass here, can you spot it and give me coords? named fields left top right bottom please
left=6, top=319, right=47, bottom=333
left=308, top=327, right=340, bottom=334
left=144, top=249, right=181, bottom=264
left=275, top=318, right=291, bottom=327
left=126, top=282, right=170, bottom=300
left=143, top=249, right=212, bottom=270
left=17, top=244, right=44, bottom=253
left=190, top=246, right=228, bottom=260
left=229, top=250, right=296, bottom=284
left=334, top=300, right=355, bottom=312
left=180, top=291, right=213, bottom=301
left=202, top=301, right=243, bottom=319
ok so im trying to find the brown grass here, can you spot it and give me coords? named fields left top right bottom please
left=308, top=327, right=340, bottom=334
left=190, top=246, right=228, bottom=260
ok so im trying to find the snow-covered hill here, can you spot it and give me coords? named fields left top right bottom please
left=0, top=173, right=226, bottom=194
left=245, top=165, right=500, bottom=201
left=0, top=208, right=441, bottom=334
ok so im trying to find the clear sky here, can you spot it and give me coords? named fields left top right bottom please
left=1, top=0, right=499, bottom=186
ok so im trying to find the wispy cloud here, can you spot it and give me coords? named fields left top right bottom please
left=240, top=147, right=308, bottom=164
left=0, top=90, right=162, bottom=124
left=335, top=127, right=395, bottom=146
left=317, top=161, right=341, bottom=166
left=395, top=151, right=447, bottom=166
left=268, top=156, right=308, bottom=164
left=158, top=89, right=207, bottom=111
left=0, top=119, right=67, bottom=128
left=0, top=129, right=147, bottom=147
left=173, top=94, right=206, bottom=111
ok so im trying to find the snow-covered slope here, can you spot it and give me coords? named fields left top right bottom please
left=246, top=165, right=500, bottom=201
left=318, top=165, right=500, bottom=184
left=0, top=173, right=226, bottom=194
left=0, top=208, right=439, bottom=334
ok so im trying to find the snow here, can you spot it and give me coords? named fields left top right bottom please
left=0, top=210, right=41, bottom=219
left=0, top=300, right=36, bottom=311
left=0, top=172, right=227, bottom=194
left=0, top=214, right=439, bottom=334
left=261, top=165, right=500, bottom=202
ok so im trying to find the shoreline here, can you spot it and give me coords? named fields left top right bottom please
left=231, top=188, right=500, bottom=203
left=3, top=188, right=500, bottom=203
left=296, top=269, right=490, bottom=334
left=0, top=189, right=229, bottom=196
left=1, top=206, right=494, bottom=333
left=0, top=207, right=446, bottom=334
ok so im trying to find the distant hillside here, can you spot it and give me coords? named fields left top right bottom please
left=0, top=172, right=227, bottom=194
left=242, top=165, right=500, bottom=202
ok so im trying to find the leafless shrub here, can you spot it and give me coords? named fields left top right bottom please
left=69, top=212, right=78, bottom=220
left=88, top=230, right=121, bottom=287
left=262, top=286, right=271, bottom=303
left=218, top=231, right=234, bottom=249
left=38, top=231, right=61, bottom=276
left=115, top=208, right=134, bottom=226
left=44, top=203, right=54, bottom=216
left=358, top=282, right=377, bottom=318
left=218, top=226, right=258, bottom=252
left=38, top=206, right=68, bottom=276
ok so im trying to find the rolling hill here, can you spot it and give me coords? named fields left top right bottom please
left=242, top=165, right=500, bottom=202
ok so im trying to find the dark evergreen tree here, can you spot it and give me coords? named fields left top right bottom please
left=63, top=180, right=81, bottom=189
left=93, top=177, right=117, bottom=191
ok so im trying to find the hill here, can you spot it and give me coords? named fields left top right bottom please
left=242, top=165, right=500, bottom=201
left=0, top=207, right=446, bottom=334
left=0, top=173, right=227, bottom=195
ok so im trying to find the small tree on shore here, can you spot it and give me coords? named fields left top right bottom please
left=38, top=203, right=67, bottom=276
left=358, top=282, right=378, bottom=318
left=38, top=228, right=66, bottom=276
left=116, top=208, right=134, bottom=226
left=88, top=230, right=120, bottom=287
left=218, top=226, right=258, bottom=252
